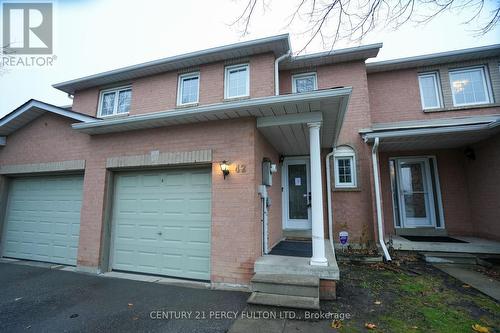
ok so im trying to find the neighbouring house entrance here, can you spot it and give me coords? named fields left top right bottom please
left=392, top=157, right=444, bottom=229
left=282, top=157, right=312, bottom=230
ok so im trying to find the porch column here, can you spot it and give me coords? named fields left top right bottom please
left=308, top=122, right=328, bottom=266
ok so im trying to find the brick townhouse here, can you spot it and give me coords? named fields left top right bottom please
left=0, top=34, right=498, bottom=308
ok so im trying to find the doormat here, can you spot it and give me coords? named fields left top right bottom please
left=401, top=235, right=468, bottom=243
left=269, top=240, right=312, bottom=257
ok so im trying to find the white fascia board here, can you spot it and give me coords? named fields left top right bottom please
left=257, top=111, right=323, bottom=128
left=72, top=87, right=353, bottom=132
left=359, top=114, right=500, bottom=134
left=362, top=123, right=494, bottom=142
left=0, top=100, right=95, bottom=128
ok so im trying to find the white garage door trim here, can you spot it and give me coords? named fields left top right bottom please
left=109, top=167, right=212, bottom=281
left=1, top=174, right=83, bottom=265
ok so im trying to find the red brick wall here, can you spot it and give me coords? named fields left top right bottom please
left=72, top=53, right=275, bottom=117
left=378, top=150, right=473, bottom=237
left=280, top=61, right=376, bottom=245
left=367, top=69, right=500, bottom=123
left=0, top=113, right=263, bottom=285
left=465, top=133, right=500, bottom=240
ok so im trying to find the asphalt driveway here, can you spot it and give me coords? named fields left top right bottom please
left=0, top=262, right=249, bottom=332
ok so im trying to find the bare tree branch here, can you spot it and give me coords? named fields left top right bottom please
left=231, top=0, right=499, bottom=52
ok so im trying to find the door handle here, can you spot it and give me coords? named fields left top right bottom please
left=157, top=231, right=162, bottom=236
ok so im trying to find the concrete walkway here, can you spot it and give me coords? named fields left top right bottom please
left=434, top=264, right=500, bottom=301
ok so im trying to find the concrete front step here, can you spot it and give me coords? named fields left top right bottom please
left=247, top=292, right=320, bottom=310
left=420, top=252, right=478, bottom=264
left=251, top=274, right=319, bottom=298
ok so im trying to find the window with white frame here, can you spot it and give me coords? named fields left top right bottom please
left=449, top=66, right=492, bottom=106
left=225, top=64, right=249, bottom=99
left=98, top=86, right=132, bottom=117
left=177, top=72, right=200, bottom=105
left=418, top=72, right=442, bottom=109
left=292, top=72, right=317, bottom=93
left=334, top=146, right=357, bottom=188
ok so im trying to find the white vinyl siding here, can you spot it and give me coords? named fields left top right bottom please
left=292, top=72, right=317, bottom=93
left=177, top=72, right=200, bottom=105
left=449, top=66, right=492, bottom=106
left=225, top=64, right=249, bottom=99
left=418, top=72, right=442, bottom=109
left=334, top=147, right=357, bottom=188
left=98, top=86, right=132, bottom=117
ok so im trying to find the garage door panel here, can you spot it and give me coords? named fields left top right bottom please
left=2, top=175, right=83, bottom=265
left=112, top=168, right=211, bottom=280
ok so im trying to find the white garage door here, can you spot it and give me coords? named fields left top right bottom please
left=2, top=175, right=83, bottom=265
left=111, top=168, right=211, bottom=280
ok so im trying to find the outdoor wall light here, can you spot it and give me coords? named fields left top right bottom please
left=220, top=160, right=230, bottom=179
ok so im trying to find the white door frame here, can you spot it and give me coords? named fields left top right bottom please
left=281, top=157, right=312, bottom=230
left=395, top=157, right=437, bottom=228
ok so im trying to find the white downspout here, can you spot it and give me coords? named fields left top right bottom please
left=326, top=150, right=335, bottom=252
left=258, top=185, right=269, bottom=254
left=372, top=137, right=391, bottom=261
left=275, top=51, right=291, bottom=95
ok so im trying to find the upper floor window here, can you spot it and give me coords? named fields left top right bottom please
left=98, top=86, right=131, bottom=117
left=177, top=72, right=200, bottom=105
left=418, top=72, right=442, bottom=109
left=292, top=72, right=317, bottom=93
left=449, top=66, right=492, bottom=107
left=225, top=64, right=249, bottom=99
left=334, top=146, right=357, bottom=188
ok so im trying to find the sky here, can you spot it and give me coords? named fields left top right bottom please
left=0, top=0, right=499, bottom=117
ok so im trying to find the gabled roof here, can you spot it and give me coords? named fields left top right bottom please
left=53, top=34, right=291, bottom=94
left=367, top=43, right=500, bottom=73
left=0, top=99, right=97, bottom=136
left=280, top=43, right=382, bottom=70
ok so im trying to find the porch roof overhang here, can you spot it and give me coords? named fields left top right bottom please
left=72, top=88, right=352, bottom=150
left=360, top=115, right=500, bottom=151
left=0, top=99, right=97, bottom=137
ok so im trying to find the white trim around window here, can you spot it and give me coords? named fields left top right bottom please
left=449, top=65, right=493, bottom=107
left=418, top=71, right=443, bottom=110
left=98, top=85, right=132, bottom=117
left=292, top=72, right=318, bottom=93
left=224, top=63, right=250, bottom=99
left=333, top=146, right=357, bottom=188
left=177, top=72, right=200, bottom=106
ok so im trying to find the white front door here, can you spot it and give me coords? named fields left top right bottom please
left=283, top=158, right=312, bottom=230
left=396, top=158, right=436, bottom=228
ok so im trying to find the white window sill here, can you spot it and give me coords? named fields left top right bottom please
left=423, top=102, right=500, bottom=113
left=224, top=96, right=250, bottom=102
left=176, top=102, right=199, bottom=109
left=98, top=113, right=129, bottom=119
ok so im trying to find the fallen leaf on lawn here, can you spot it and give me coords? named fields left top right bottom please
left=411, top=326, right=418, bottom=329
left=365, top=323, right=377, bottom=329
left=374, top=300, right=381, bottom=305
left=128, top=303, right=133, bottom=308
left=331, top=319, right=342, bottom=329
left=462, top=284, right=471, bottom=288
left=472, top=324, right=490, bottom=333
left=132, top=316, right=139, bottom=321
left=14, top=297, right=22, bottom=301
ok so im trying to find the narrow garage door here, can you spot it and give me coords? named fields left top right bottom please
left=111, top=168, right=211, bottom=280
left=2, top=175, right=83, bottom=265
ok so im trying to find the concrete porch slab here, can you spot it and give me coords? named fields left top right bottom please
left=255, top=241, right=339, bottom=280
left=434, top=264, right=500, bottom=301
left=391, top=236, right=500, bottom=254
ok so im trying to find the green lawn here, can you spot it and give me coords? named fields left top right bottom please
left=328, top=261, right=499, bottom=333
